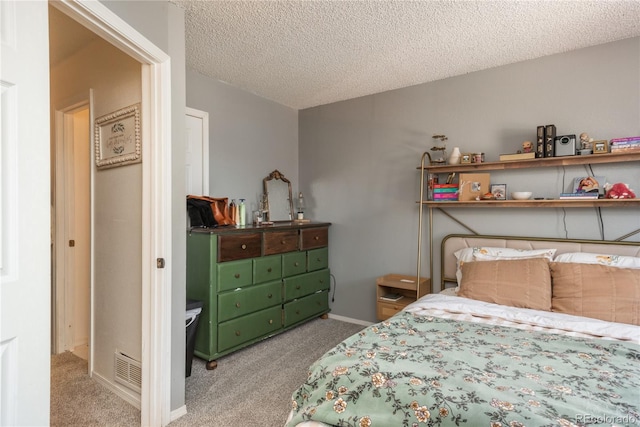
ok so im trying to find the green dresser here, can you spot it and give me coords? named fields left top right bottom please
left=186, top=222, right=331, bottom=369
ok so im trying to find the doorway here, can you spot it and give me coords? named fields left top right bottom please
left=53, top=103, right=91, bottom=362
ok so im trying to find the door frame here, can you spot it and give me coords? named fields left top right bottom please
left=52, top=95, right=92, bottom=359
left=51, top=1, right=173, bottom=425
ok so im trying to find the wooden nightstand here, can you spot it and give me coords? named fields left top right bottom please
left=376, top=274, right=430, bottom=320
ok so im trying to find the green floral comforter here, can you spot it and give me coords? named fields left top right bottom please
left=287, top=311, right=640, bottom=427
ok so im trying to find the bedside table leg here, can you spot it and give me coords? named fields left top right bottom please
left=206, top=360, right=218, bottom=370
left=320, top=313, right=329, bottom=319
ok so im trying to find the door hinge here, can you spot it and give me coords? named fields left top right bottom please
left=156, top=258, right=165, bottom=268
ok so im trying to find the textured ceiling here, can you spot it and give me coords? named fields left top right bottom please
left=171, top=0, right=640, bottom=110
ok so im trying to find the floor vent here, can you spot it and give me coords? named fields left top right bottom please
left=114, top=351, right=142, bottom=393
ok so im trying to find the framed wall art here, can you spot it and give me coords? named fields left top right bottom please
left=94, top=103, right=141, bottom=169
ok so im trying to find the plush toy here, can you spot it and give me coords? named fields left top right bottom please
left=604, top=182, right=636, bottom=199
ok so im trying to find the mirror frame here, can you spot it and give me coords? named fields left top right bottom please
left=263, top=169, right=294, bottom=222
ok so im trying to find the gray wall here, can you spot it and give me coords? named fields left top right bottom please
left=300, top=38, right=640, bottom=323
left=186, top=70, right=299, bottom=212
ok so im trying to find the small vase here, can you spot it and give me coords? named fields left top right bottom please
left=448, top=147, right=461, bottom=165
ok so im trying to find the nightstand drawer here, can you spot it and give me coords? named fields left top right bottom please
left=217, top=259, right=253, bottom=291
left=264, top=230, right=299, bottom=255
left=218, top=280, right=282, bottom=322
left=376, top=300, right=411, bottom=321
left=218, top=233, right=261, bottom=262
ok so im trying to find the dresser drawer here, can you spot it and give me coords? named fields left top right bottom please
left=218, top=233, right=261, bottom=262
left=218, top=280, right=282, bottom=322
left=217, top=259, right=253, bottom=292
left=263, top=230, right=299, bottom=255
left=307, top=247, right=328, bottom=271
left=300, top=227, right=328, bottom=250
left=284, top=290, right=329, bottom=327
left=253, top=254, right=282, bottom=284
left=282, top=252, right=307, bottom=277
left=218, top=306, right=282, bottom=352
left=283, top=269, right=330, bottom=301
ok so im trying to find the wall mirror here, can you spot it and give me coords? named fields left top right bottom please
left=263, top=170, right=293, bottom=221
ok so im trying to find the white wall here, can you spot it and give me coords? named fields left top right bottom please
left=50, top=35, right=143, bottom=392
left=299, top=37, right=640, bottom=322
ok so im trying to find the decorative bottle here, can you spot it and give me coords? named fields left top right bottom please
left=238, top=199, right=246, bottom=226
left=448, top=147, right=461, bottom=165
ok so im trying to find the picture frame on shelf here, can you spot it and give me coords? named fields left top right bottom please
left=592, top=140, right=608, bottom=154
left=490, top=184, right=507, bottom=200
left=461, top=153, right=472, bottom=164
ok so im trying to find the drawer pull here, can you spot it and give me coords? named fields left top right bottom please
left=241, top=244, right=247, bottom=250
left=235, top=331, right=241, bottom=336
left=267, top=293, right=273, bottom=298
left=294, top=262, right=299, bottom=267
left=267, top=267, right=272, bottom=273
left=281, top=240, right=286, bottom=245
left=319, top=279, right=324, bottom=283
left=269, top=319, right=273, bottom=324
left=314, top=236, right=319, bottom=240
left=234, top=273, right=240, bottom=279
left=236, top=303, right=241, bottom=308
left=316, top=257, right=322, bottom=262
left=296, top=310, right=300, bottom=315
left=296, top=285, right=301, bottom=290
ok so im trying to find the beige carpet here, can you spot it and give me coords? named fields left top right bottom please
left=51, top=317, right=365, bottom=427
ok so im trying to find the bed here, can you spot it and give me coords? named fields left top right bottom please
left=285, top=234, right=640, bottom=427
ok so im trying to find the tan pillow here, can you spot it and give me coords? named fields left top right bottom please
left=550, top=262, right=640, bottom=325
left=458, top=258, right=552, bottom=311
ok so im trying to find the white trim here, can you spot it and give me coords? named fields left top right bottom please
left=170, top=405, right=188, bottom=423
left=327, top=313, right=373, bottom=327
left=51, top=1, right=173, bottom=426
left=92, top=371, right=141, bottom=410
left=185, top=107, right=209, bottom=195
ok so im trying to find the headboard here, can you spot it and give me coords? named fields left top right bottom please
left=441, top=234, right=640, bottom=289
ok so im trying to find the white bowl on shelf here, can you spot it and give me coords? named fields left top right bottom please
left=511, top=191, right=533, bottom=200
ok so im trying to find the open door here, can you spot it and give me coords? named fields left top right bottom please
left=0, top=1, right=52, bottom=425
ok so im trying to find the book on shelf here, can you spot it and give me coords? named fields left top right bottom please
left=379, top=293, right=403, bottom=302
left=572, top=176, right=606, bottom=196
left=499, top=152, right=536, bottom=161
left=610, top=136, right=640, bottom=144
left=559, top=193, right=600, bottom=199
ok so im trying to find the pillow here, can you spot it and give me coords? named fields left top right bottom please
left=550, top=262, right=640, bottom=326
left=553, top=252, right=640, bottom=269
left=453, top=247, right=557, bottom=285
left=458, top=258, right=552, bottom=311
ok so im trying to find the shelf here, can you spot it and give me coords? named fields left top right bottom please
left=419, top=199, right=640, bottom=208
left=417, top=152, right=640, bottom=173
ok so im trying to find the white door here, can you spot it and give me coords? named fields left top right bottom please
left=0, top=1, right=52, bottom=426
left=185, top=108, right=209, bottom=195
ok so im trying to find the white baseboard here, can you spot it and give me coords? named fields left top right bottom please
left=328, top=313, right=373, bottom=327
left=170, top=404, right=187, bottom=422
left=92, top=371, right=141, bottom=410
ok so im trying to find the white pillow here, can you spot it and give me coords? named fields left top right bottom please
left=553, top=252, right=640, bottom=269
left=453, top=247, right=557, bottom=285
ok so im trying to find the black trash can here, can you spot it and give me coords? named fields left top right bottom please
left=185, top=299, right=203, bottom=377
